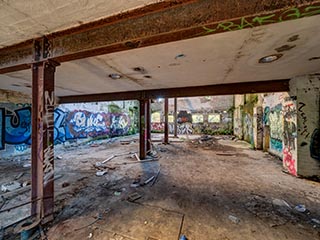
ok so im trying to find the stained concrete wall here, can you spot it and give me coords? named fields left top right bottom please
left=289, top=75, right=320, bottom=177
left=0, top=90, right=139, bottom=158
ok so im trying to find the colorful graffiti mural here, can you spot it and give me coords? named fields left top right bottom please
left=269, top=104, right=283, bottom=152
left=0, top=106, right=133, bottom=150
left=282, top=101, right=297, bottom=175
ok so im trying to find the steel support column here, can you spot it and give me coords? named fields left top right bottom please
left=164, top=98, right=169, bottom=144
left=174, top=98, right=178, bottom=138
left=31, top=60, right=59, bottom=221
left=139, top=99, right=148, bottom=159
left=146, top=99, right=151, bottom=152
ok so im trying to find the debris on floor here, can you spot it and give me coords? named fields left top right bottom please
left=1, top=181, right=21, bottom=192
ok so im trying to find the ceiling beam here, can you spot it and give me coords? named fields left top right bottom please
left=1, top=0, right=320, bottom=74
left=58, top=79, right=290, bottom=103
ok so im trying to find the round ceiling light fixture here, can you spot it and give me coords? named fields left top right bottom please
left=108, top=73, right=122, bottom=79
left=258, top=54, right=283, bottom=63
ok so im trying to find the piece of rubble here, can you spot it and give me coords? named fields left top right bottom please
left=96, top=171, right=107, bottom=176
left=228, top=215, right=240, bottom=224
left=23, top=163, right=31, bottom=168
left=15, top=172, right=24, bottom=180
left=1, top=181, right=21, bottom=192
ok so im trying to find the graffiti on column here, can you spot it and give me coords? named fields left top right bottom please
left=283, top=102, right=297, bottom=176
left=43, top=91, right=55, bottom=186
left=269, top=104, right=283, bottom=152
left=310, top=129, right=319, bottom=161
left=283, top=103, right=297, bottom=150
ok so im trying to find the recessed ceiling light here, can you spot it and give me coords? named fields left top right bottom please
left=108, top=73, right=122, bottom=79
left=259, top=54, right=283, bottom=63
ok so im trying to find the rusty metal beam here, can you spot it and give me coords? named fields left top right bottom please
left=174, top=98, right=178, bottom=137
left=59, top=79, right=290, bottom=104
left=1, top=0, right=320, bottom=73
left=31, top=60, right=58, bottom=221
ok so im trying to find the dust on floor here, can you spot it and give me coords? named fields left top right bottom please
left=1, top=135, right=320, bottom=239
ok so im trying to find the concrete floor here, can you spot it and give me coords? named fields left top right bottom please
left=1, top=134, right=320, bottom=239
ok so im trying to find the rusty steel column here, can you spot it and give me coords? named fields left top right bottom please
left=146, top=99, right=151, bottom=152
left=139, top=99, right=147, bottom=159
left=164, top=98, right=169, bottom=144
left=31, top=60, right=59, bottom=221
left=174, top=98, right=178, bottom=138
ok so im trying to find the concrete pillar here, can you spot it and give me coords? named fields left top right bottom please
left=253, top=106, right=263, bottom=150
left=31, top=60, right=59, bottom=221
left=285, top=75, right=320, bottom=177
left=164, top=98, right=169, bottom=144
left=139, top=99, right=148, bottom=159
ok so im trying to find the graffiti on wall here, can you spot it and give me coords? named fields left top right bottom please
left=283, top=101, right=297, bottom=176
left=243, top=113, right=254, bottom=146
left=0, top=106, right=132, bottom=150
left=0, top=108, right=4, bottom=150
left=177, top=111, right=192, bottom=123
left=283, top=103, right=297, bottom=151
left=268, top=104, right=283, bottom=152
left=297, top=101, right=311, bottom=139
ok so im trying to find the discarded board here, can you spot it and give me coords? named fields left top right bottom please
left=127, top=192, right=142, bottom=202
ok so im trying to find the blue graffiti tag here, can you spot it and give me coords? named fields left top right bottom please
left=0, top=108, right=4, bottom=150
left=5, top=107, right=32, bottom=145
left=54, top=108, right=66, bottom=143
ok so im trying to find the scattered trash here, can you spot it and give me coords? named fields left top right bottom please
left=88, top=232, right=93, bottom=239
left=272, top=198, right=291, bottom=209
left=22, top=181, right=30, bottom=187
left=96, top=170, right=108, bottom=176
left=102, top=155, right=116, bottom=164
left=23, top=163, right=31, bottom=168
left=179, top=235, right=187, bottom=240
left=311, top=218, right=320, bottom=225
left=130, top=178, right=141, bottom=188
left=90, top=144, right=99, bottom=147
left=15, top=172, right=24, bottom=180
left=127, top=192, right=142, bottom=202
left=141, top=176, right=155, bottom=186
left=1, top=181, right=21, bottom=192
left=294, top=204, right=307, bottom=213
left=114, top=191, right=121, bottom=196
left=228, top=215, right=240, bottom=224
left=151, top=168, right=161, bottom=186
left=62, top=182, right=70, bottom=188
left=134, top=153, right=141, bottom=161
left=144, top=221, right=148, bottom=225
left=56, top=155, right=63, bottom=160
left=120, top=140, right=132, bottom=145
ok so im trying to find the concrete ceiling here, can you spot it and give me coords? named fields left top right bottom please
left=2, top=15, right=320, bottom=97
left=0, top=0, right=161, bottom=48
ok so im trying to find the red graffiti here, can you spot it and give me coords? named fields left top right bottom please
left=151, top=122, right=164, bottom=132
left=283, top=148, right=297, bottom=176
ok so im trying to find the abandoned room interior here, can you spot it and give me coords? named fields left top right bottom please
left=0, top=0, right=319, bottom=239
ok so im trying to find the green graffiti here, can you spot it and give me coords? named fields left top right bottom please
left=202, top=4, right=320, bottom=35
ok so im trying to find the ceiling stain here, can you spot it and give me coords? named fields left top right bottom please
left=275, top=44, right=296, bottom=52
left=133, top=66, right=147, bottom=74
left=287, top=35, right=299, bottom=42
left=309, top=56, right=320, bottom=61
